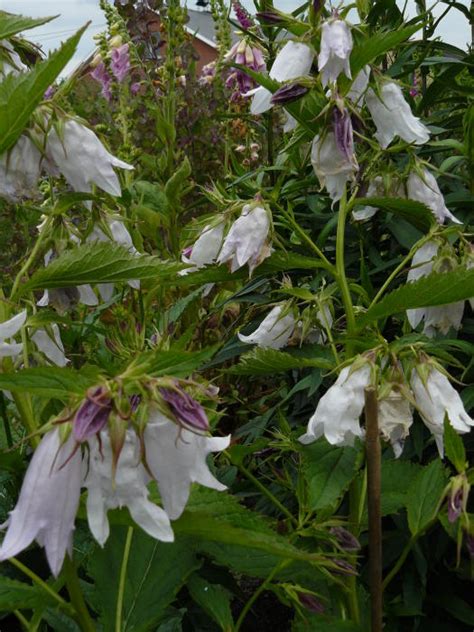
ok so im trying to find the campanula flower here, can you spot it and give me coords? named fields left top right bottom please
left=0, top=310, right=27, bottom=357
left=311, top=131, right=358, bottom=202
left=238, top=304, right=296, bottom=349
left=0, top=136, right=42, bottom=203
left=407, top=168, right=461, bottom=224
left=318, top=18, right=353, bottom=86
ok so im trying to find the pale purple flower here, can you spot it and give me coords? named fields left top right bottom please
left=225, top=39, right=266, bottom=96
left=90, top=62, right=112, bottom=101
left=160, top=386, right=209, bottom=432
left=111, top=44, right=130, bottom=83
left=407, top=168, right=461, bottom=224
left=73, top=387, right=112, bottom=442
left=238, top=304, right=295, bottom=349
left=131, top=82, right=140, bottom=95
left=0, top=429, right=82, bottom=577
left=44, top=85, right=55, bottom=100
left=333, top=107, right=354, bottom=163
left=311, top=131, right=358, bottom=203
left=318, top=18, right=353, bottom=86
left=144, top=409, right=231, bottom=520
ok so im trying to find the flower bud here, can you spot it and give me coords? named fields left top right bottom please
left=256, top=11, right=287, bottom=25
left=73, top=386, right=112, bottom=442
left=160, top=386, right=210, bottom=432
left=109, top=35, right=123, bottom=49
left=297, top=592, right=325, bottom=614
left=330, top=526, right=361, bottom=551
left=270, top=83, right=308, bottom=105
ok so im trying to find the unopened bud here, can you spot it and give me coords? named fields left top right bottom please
left=256, top=11, right=287, bottom=25
left=73, top=386, right=112, bottom=442
left=297, top=592, right=324, bottom=614
left=270, top=83, right=308, bottom=105
left=109, top=35, right=123, bottom=49
left=330, top=526, right=361, bottom=551
left=160, top=386, right=209, bottom=432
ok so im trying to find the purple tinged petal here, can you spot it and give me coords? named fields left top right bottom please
left=330, top=526, right=361, bottom=551
left=160, top=387, right=209, bottom=432
left=298, top=592, right=325, bottom=614
left=271, top=83, right=308, bottom=105
left=111, top=44, right=130, bottom=83
left=73, top=387, right=112, bottom=442
left=448, top=488, right=463, bottom=523
left=333, top=107, right=354, bottom=163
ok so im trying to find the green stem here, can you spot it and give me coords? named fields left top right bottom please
left=382, top=536, right=417, bottom=592
left=335, top=191, right=356, bottom=356
left=116, top=527, right=134, bottom=632
left=9, top=558, right=74, bottom=614
left=346, top=481, right=361, bottom=625
left=0, top=391, right=12, bottom=447
left=12, top=392, right=39, bottom=447
left=10, top=217, right=52, bottom=301
left=63, top=557, right=96, bottom=632
left=13, top=609, right=29, bottom=630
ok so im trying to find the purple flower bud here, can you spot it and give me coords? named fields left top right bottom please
left=256, top=11, right=286, bottom=25
left=333, top=107, right=355, bottom=163
left=111, top=44, right=130, bottom=83
left=73, top=387, right=112, bottom=442
left=90, top=62, right=112, bottom=101
left=313, top=0, right=324, bottom=13
left=330, top=526, right=361, bottom=551
left=160, top=387, right=209, bottom=432
left=333, top=559, right=356, bottom=575
left=129, top=394, right=141, bottom=412
left=44, top=85, right=55, bottom=100
left=232, top=0, right=254, bottom=30
left=270, top=83, right=308, bottom=105
left=448, top=487, right=463, bottom=523
left=182, top=246, right=193, bottom=258
left=297, top=592, right=325, bottom=614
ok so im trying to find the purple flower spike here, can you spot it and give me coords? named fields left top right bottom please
left=73, top=387, right=112, bottom=442
left=448, top=487, right=463, bottom=523
left=330, top=526, right=361, bottom=551
left=271, top=83, right=308, bottom=105
left=111, top=44, right=130, bottom=83
left=90, top=62, right=112, bottom=101
left=333, top=107, right=355, bottom=163
left=160, top=386, right=209, bottom=432
left=232, top=0, right=254, bottom=30
left=297, top=592, right=325, bottom=614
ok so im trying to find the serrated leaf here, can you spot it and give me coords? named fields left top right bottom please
left=406, top=459, right=447, bottom=536
left=350, top=24, right=422, bottom=75
left=358, top=267, right=474, bottom=327
left=352, top=197, right=435, bottom=232
left=0, top=576, right=54, bottom=610
left=0, top=11, right=57, bottom=39
left=301, top=439, right=360, bottom=511
left=187, top=574, right=234, bottom=632
left=0, top=25, right=87, bottom=153
left=0, top=366, right=100, bottom=398
left=443, top=417, right=466, bottom=473
left=227, top=346, right=332, bottom=376
left=22, top=243, right=182, bottom=293
left=129, top=347, right=217, bottom=378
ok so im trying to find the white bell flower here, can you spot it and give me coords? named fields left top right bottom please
left=248, top=41, right=314, bottom=115
left=366, top=82, right=430, bottom=149
left=352, top=176, right=405, bottom=221
left=217, top=204, right=271, bottom=274
left=319, top=18, right=353, bottom=86
left=347, top=65, right=370, bottom=105
left=378, top=390, right=413, bottom=458
left=45, top=119, right=133, bottom=196
left=311, top=132, right=358, bottom=203
left=0, top=39, right=27, bottom=77
left=181, top=222, right=225, bottom=273
left=0, top=310, right=27, bottom=357
left=37, top=250, right=99, bottom=309
left=411, top=366, right=474, bottom=457
left=407, top=168, right=461, bottom=224
left=31, top=324, right=69, bottom=367
left=144, top=410, right=231, bottom=520
left=0, top=429, right=82, bottom=577
left=84, top=430, right=174, bottom=546
left=238, top=304, right=295, bottom=349
left=0, top=136, right=42, bottom=203
left=299, top=361, right=372, bottom=446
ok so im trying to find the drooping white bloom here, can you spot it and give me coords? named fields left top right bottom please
left=299, top=361, right=372, bottom=446
left=407, top=168, right=461, bottom=224
left=352, top=176, right=405, bottom=221
left=0, top=40, right=27, bottom=77
left=144, top=410, right=231, bottom=520
left=249, top=41, right=314, bottom=115
left=45, top=119, right=133, bottom=196
left=217, top=204, right=271, bottom=274
left=84, top=430, right=173, bottom=546
left=0, top=136, right=42, bottom=203
left=366, top=82, right=430, bottom=149
left=406, top=241, right=464, bottom=336
left=181, top=222, right=225, bottom=273
left=0, top=310, right=27, bottom=357
left=37, top=250, right=99, bottom=309
left=318, top=19, right=353, bottom=87
left=0, top=429, right=82, bottom=577
left=31, top=324, right=69, bottom=367
left=311, top=132, right=358, bottom=203
left=238, top=304, right=295, bottom=349
left=378, top=390, right=413, bottom=458
left=411, top=366, right=474, bottom=456
left=347, top=65, right=370, bottom=105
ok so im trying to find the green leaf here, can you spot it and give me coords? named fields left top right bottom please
left=301, top=439, right=360, bottom=511
left=22, top=243, right=182, bottom=293
left=358, top=267, right=474, bottom=327
left=227, top=346, right=332, bottom=376
left=187, top=574, right=234, bottom=631
left=350, top=24, right=422, bottom=75
left=129, top=347, right=217, bottom=378
left=0, top=366, right=100, bottom=398
left=406, top=459, right=448, bottom=536
left=443, top=417, right=466, bottom=473
left=0, top=576, right=54, bottom=610
left=0, top=11, right=57, bottom=39
left=0, top=25, right=87, bottom=153
left=87, top=528, right=200, bottom=632
left=164, top=157, right=192, bottom=205
left=352, top=197, right=435, bottom=232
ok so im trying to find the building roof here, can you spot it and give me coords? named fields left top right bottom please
left=186, top=8, right=239, bottom=49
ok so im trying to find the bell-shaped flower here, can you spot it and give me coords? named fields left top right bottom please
left=238, top=304, right=295, bottom=349
left=225, top=39, right=266, bottom=96
left=45, top=119, right=133, bottom=196
left=84, top=429, right=174, bottom=546
left=406, top=241, right=464, bottom=336
left=37, top=250, right=99, bottom=309
left=217, top=203, right=271, bottom=275
left=248, top=41, right=314, bottom=115
left=73, top=387, right=112, bottom=442
left=110, top=44, right=130, bottom=83
left=0, top=310, right=26, bottom=357
left=410, top=364, right=474, bottom=457
left=299, top=360, right=372, bottom=446
left=181, top=222, right=225, bottom=274
left=144, top=410, right=231, bottom=520
left=31, top=324, right=69, bottom=367
left=0, top=136, right=42, bottom=203
left=311, top=131, right=358, bottom=203
left=352, top=176, right=405, bottom=221
left=347, top=65, right=370, bottom=105
left=90, top=62, right=112, bottom=101
left=0, top=39, right=27, bottom=77
left=407, top=168, right=461, bottom=224
left=378, top=390, right=413, bottom=458
left=333, top=107, right=355, bottom=164
left=319, top=18, right=353, bottom=86
left=366, top=81, right=430, bottom=149
left=0, top=429, right=82, bottom=577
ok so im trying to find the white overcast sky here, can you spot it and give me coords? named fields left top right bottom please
left=0, top=0, right=470, bottom=76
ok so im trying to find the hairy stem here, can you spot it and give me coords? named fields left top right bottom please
left=63, top=557, right=96, bottom=632
left=10, top=217, right=52, bottom=301
left=335, top=191, right=356, bottom=356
